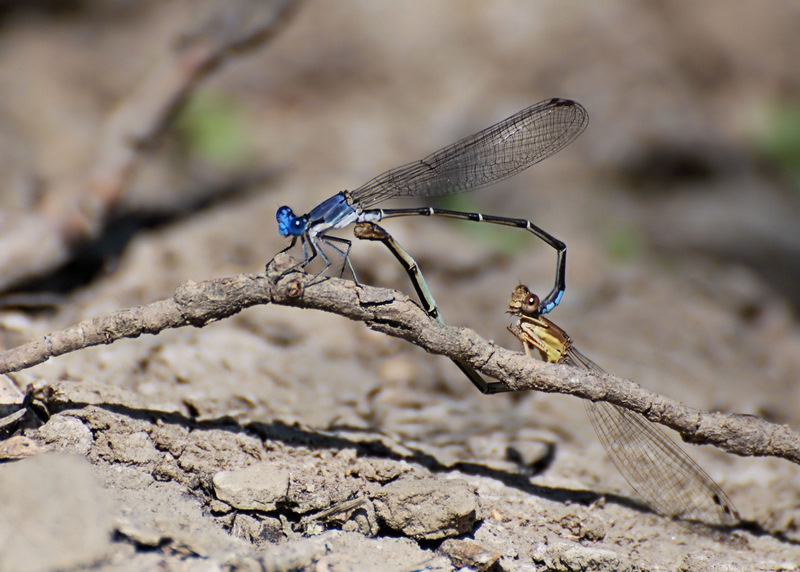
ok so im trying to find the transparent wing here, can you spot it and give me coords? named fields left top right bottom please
left=349, top=98, right=588, bottom=207
left=564, top=346, right=739, bottom=526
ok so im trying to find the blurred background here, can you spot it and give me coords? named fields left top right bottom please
left=1, top=0, right=800, bottom=553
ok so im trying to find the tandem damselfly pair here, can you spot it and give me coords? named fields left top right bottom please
left=272, top=99, right=737, bottom=526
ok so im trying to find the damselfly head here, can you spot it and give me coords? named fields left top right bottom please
left=276, top=206, right=308, bottom=237
left=508, top=284, right=541, bottom=317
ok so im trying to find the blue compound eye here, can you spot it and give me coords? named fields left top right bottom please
left=276, top=206, right=309, bottom=237
left=289, top=218, right=306, bottom=234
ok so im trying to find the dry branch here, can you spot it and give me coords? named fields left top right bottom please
left=0, top=0, right=300, bottom=292
left=0, top=253, right=798, bottom=467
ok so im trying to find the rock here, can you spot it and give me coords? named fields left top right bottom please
left=0, top=435, right=44, bottom=460
left=36, top=414, right=93, bottom=456
left=373, top=477, right=480, bottom=540
left=260, top=533, right=331, bottom=572
left=558, top=512, right=606, bottom=541
left=260, top=531, right=453, bottom=572
left=213, top=463, right=290, bottom=511
left=438, top=538, right=501, bottom=571
left=231, top=513, right=284, bottom=545
left=533, top=541, right=640, bottom=572
left=0, top=453, right=113, bottom=572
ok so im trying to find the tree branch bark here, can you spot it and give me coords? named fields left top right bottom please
left=1, top=253, right=798, bottom=466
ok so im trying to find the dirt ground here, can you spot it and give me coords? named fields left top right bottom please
left=1, top=1, right=800, bottom=570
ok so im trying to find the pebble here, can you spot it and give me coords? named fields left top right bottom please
left=213, top=463, right=290, bottom=511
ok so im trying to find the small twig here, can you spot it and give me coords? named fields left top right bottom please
left=1, top=253, right=798, bottom=466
